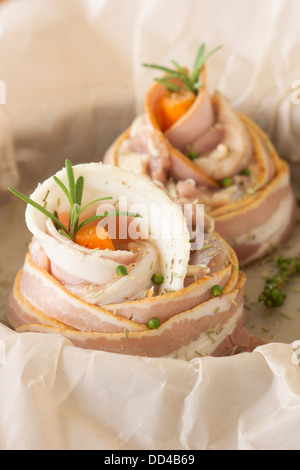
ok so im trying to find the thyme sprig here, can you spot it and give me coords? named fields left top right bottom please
left=8, top=159, right=142, bottom=241
left=142, top=43, right=223, bottom=95
left=258, top=254, right=300, bottom=308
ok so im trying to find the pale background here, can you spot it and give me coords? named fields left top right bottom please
left=0, top=0, right=300, bottom=450
left=0, top=0, right=299, bottom=195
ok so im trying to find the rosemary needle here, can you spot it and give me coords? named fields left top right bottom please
left=143, top=43, right=223, bottom=95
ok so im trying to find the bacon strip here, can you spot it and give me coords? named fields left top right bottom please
left=6, top=233, right=262, bottom=358
left=8, top=263, right=262, bottom=359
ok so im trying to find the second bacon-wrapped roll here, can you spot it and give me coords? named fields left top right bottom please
left=104, top=45, right=297, bottom=266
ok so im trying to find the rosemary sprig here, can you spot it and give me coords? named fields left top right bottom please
left=258, top=254, right=300, bottom=308
left=142, top=43, right=223, bottom=95
left=8, top=159, right=142, bottom=241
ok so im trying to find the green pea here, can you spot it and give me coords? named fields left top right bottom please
left=116, top=265, right=128, bottom=276
left=277, top=257, right=292, bottom=271
left=270, top=289, right=281, bottom=302
left=269, top=288, right=286, bottom=307
left=151, top=273, right=164, bottom=285
left=241, top=168, right=251, bottom=176
left=187, top=151, right=199, bottom=160
left=221, top=177, right=233, bottom=188
left=148, top=318, right=160, bottom=329
left=278, top=258, right=292, bottom=271
left=211, top=284, right=223, bottom=297
left=279, top=261, right=289, bottom=271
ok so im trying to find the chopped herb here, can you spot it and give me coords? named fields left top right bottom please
left=91, top=289, right=104, bottom=299
left=198, top=244, right=214, bottom=252
left=127, top=272, right=136, bottom=280
left=278, top=312, right=293, bottom=320
left=241, top=168, right=251, bottom=176
left=206, top=329, right=216, bottom=343
left=43, top=190, right=50, bottom=208
left=227, top=254, right=239, bottom=270
left=194, top=350, right=204, bottom=357
left=208, top=250, right=217, bottom=256
left=124, top=328, right=129, bottom=342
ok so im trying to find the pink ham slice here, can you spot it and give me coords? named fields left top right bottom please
left=193, top=92, right=253, bottom=180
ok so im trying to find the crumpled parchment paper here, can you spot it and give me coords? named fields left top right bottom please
left=0, top=323, right=300, bottom=450
left=0, top=0, right=300, bottom=450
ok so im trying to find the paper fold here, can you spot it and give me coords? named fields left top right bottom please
left=1, top=0, right=300, bottom=450
left=0, top=323, right=300, bottom=450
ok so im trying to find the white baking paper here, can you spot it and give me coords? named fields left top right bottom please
left=0, top=324, right=300, bottom=450
left=0, top=0, right=300, bottom=451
